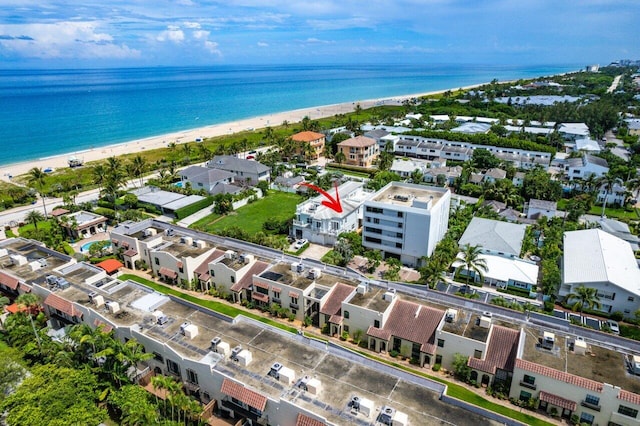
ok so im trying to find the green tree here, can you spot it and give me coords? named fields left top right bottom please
left=596, top=172, right=623, bottom=218
left=334, top=151, right=347, bottom=164
left=566, top=285, right=601, bottom=320
left=459, top=244, right=488, bottom=288
left=521, top=166, right=562, bottom=201
left=452, top=353, right=472, bottom=382
left=364, top=250, right=382, bottom=273
left=382, top=258, right=402, bottom=281
left=213, top=193, right=234, bottom=215
left=129, top=155, right=147, bottom=187
left=28, top=167, right=49, bottom=218
left=0, top=364, right=108, bottom=426
left=471, top=148, right=501, bottom=170
left=24, top=209, right=45, bottom=233
left=0, top=346, right=25, bottom=403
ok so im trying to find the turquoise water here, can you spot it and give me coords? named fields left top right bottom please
left=0, top=64, right=579, bottom=166
left=81, top=241, right=111, bottom=253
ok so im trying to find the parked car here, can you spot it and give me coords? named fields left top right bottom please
left=607, top=320, right=620, bottom=334
left=293, top=239, right=308, bottom=249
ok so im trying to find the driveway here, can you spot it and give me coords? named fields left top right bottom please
left=301, top=243, right=332, bottom=260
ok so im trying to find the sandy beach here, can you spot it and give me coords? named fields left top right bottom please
left=0, top=83, right=485, bottom=183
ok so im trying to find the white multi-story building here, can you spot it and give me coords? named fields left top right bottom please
left=560, top=229, right=640, bottom=317
left=362, top=182, right=451, bottom=267
left=566, top=154, right=609, bottom=181
left=292, top=181, right=373, bottom=245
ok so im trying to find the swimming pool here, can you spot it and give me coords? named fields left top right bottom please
left=81, top=241, right=112, bottom=253
left=174, top=181, right=183, bottom=188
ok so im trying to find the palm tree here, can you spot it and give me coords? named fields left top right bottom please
left=597, top=172, right=623, bottom=218
left=421, top=257, right=449, bottom=289
left=92, top=164, right=108, bottom=194
left=28, top=167, right=49, bottom=218
left=301, top=116, right=311, bottom=131
left=459, top=244, right=488, bottom=289
left=566, top=285, right=601, bottom=322
left=15, top=293, right=42, bottom=348
left=129, top=155, right=147, bottom=188
left=197, top=143, right=211, bottom=161
left=25, top=210, right=45, bottom=233
left=334, top=151, right=346, bottom=165
left=281, top=120, right=289, bottom=128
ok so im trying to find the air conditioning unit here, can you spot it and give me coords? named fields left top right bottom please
left=278, top=366, right=295, bottom=385
left=379, top=406, right=396, bottom=426
left=216, top=341, right=230, bottom=357
left=194, top=240, right=206, bottom=249
left=239, top=253, right=254, bottom=264
left=179, top=322, right=191, bottom=335
left=291, top=262, right=304, bottom=273
left=231, top=345, right=242, bottom=361
left=445, top=308, right=457, bottom=323
left=144, top=228, right=157, bottom=237
left=356, top=283, right=368, bottom=294
left=383, top=289, right=396, bottom=301
left=180, top=236, right=193, bottom=245
left=210, top=337, right=221, bottom=350
left=92, top=295, right=104, bottom=308
left=225, top=250, right=236, bottom=259
left=542, top=332, right=555, bottom=349
left=269, top=362, right=283, bottom=379
left=106, top=301, right=120, bottom=314
left=183, top=324, right=198, bottom=339
left=157, top=314, right=169, bottom=325
left=236, top=349, right=252, bottom=366
left=308, top=268, right=321, bottom=279
left=88, top=291, right=98, bottom=303
left=350, top=396, right=360, bottom=410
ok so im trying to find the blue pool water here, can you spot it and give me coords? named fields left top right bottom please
left=81, top=240, right=111, bottom=253
left=175, top=181, right=184, bottom=188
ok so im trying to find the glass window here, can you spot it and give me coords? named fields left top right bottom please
left=166, top=359, right=180, bottom=376
left=585, top=394, right=599, bottom=406
left=579, top=412, right=594, bottom=425
left=155, top=257, right=160, bottom=265
left=523, top=374, right=535, bottom=385
left=374, top=319, right=380, bottom=328
left=437, top=339, right=444, bottom=347
left=344, top=311, right=350, bottom=319
left=186, top=369, right=198, bottom=385
left=474, top=350, right=482, bottom=359
left=618, top=405, right=639, bottom=418
left=519, top=391, right=531, bottom=401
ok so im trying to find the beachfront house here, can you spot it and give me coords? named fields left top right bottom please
left=337, top=136, right=379, bottom=168
left=290, top=131, right=325, bottom=160
left=59, top=210, right=108, bottom=240
left=206, top=155, right=271, bottom=185
left=179, top=166, right=241, bottom=195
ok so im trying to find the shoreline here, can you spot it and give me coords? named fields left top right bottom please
left=0, top=81, right=489, bottom=182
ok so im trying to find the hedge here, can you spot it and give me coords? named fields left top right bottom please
left=325, top=163, right=377, bottom=177
left=174, top=196, right=214, bottom=219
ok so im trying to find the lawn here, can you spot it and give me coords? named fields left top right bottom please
left=557, top=199, right=640, bottom=220
left=192, top=191, right=302, bottom=234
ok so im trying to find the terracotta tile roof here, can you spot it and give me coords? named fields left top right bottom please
left=44, top=293, right=82, bottom=318
left=319, top=283, right=353, bottom=316
left=539, top=391, right=576, bottom=411
left=366, top=326, right=391, bottom=340
left=96, top=259, right=124, bottom=274
left=0, top=270, right=20, bottom=290
left=230, top=260, right=269, bottom=292
left=50, top=208, right=70, bottom=217
left=328, top=314, right=343, bottom=324
left=158, top=266, right=178, bottom=279
left=619, top=389, right=640, bottom=406
left=296, top=413, right=326, bottom=426
left=123, top=249, right=138, bottom=257
left=338, top=135, right=376, bottom=148
left=515, top=359, right=603, bottom=392
left=370, top=300, right=444, bottom=354
left=291, top=131, right=325, bottom=142
left=468, top=325, right=520, bottom=374
left=93, top=319, right=113, bottom=333
left=193, top=249, right=225, bottom=277
left=220, top=378, right=267, bottom=411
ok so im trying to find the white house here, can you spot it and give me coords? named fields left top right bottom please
left=389, top=158, right=429, bottom=179
left=292, top=181, right=373, bottom=245
left=560, top=229, right=640, bottom=317
left=362, top=182, right=451, bottom=267
left=525, top=199, right=557, bottom=220
left=566, top=154, right=609, bottom=181
left=558, top=123, right=590, bottom=141
left=458, top=217, right=528, bottom=259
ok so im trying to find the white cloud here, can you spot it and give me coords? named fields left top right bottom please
left=192, top=30, right=209, bottom=40
left=183, top=21, right=201, bottom=29
left=0, top=21, right=140, bottom=59
left=257, top=41, right=269, bottom=47
left=157, top=26, right=185, bottom=43
left=304, top=37, right=333, bottom=44
left=204, top=40, right=221, bottom=55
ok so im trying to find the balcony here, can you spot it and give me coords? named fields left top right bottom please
left=580, top=400, right=601, bottom=412
left=519, top=381, right=537, bottom=390
left=220, top=399, right=261, bottom=423
left=292, top=220, right=309, bottom=228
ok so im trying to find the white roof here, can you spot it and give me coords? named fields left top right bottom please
left=453, top=253, right=538, bottom=285
left=559, top=123, right=590, bottom=136
left=575, top=138, right=601, bottom=152
left=563, top=229, right=640, bottom=296
left=390, top=159, right=427, bottom=174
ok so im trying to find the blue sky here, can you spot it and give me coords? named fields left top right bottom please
left=0, top=0, right=638, bottom=68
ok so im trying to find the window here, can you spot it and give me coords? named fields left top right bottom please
left=579, top=412, right=594, bottom=425
left=344, top=311, right=350, bottom=319
left=397, top=211, right=403, bottom=218
left=395, top=242, right=402, bottom=248
left=519, top=391, right=531, bottom=401
left=230, top=276, right=235, bottom=283
left=522, top=375, right=535, bottom=385
left=186, top=369, right=198, bottom=385
left=373, top=218, right=380, bottom=224
left=628, top=296, right=635, bottom=302
left=166, top=359, right=180, bottom=376
left=210, top=270, right=215, bottom=277
left=584, top=394, right=599, bottom=406
left=291, top=296, right=298, bottom=305
left=178, top=266, right=184, bottom=273
left=365, top=236, right=382, bottom=244
left=437, top=339, right=444, bottom=348
left=474, top=350, right=482, bottom=359
left=374, top=319, right=380, bottom=328
left=273, top=291, right=280, bottom=299
left=256, top=286, right=268, bottom=295
left=344, top=325, right=349, bottom=333
left=153, top=352, right=164, bottom=362
left=618, top=405, right=639, bottom=418
left=155, top=257, right=160, bottom=265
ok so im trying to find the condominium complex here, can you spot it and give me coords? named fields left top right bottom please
left=362, top=182, right=451, bottom=266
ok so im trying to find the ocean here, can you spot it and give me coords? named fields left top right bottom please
left=0, top=63, right=578, bottom=166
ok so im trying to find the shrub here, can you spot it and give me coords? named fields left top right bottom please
left=174, top=196, right=214, bottom=219
left=389, top=350, right=399, bottom=358
left=610, top=311, right=624, bottom=321
left=432, top=363, right=441, bottom=372
left=340, top=331, right=349, bottom=341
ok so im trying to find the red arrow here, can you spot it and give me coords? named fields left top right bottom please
left=300, top=182, right=343, bottom=213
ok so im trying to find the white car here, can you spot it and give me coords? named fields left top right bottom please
left=606, top=320, right=620, bottom=334
left=293, top=239, right=308, bottom=249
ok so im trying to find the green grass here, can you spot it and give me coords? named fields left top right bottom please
left=192, top=191, right=302, bottom=234
left=120, top=273, right=551, bottom=426
left=557, top=199, right=640, bottom=220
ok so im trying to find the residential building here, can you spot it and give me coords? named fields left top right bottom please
left=179, top=166, right=240, bottom=195
left=573, top=138, right=602, bottom=153
left=450, top=122, right=491, bottom=134
left=596, top=218, right=640, bottom=251
left=291, top=131, right=326, bottom=160
left=458, top=217, right=527, bottom=259
left=566, top=154, right=609, bottom=181
left=423, top=166, right=462, bottom=186
left=625, top=118, right=640, bottom=136
left=512, top=172, right=525, bottom=187
left=380, top=133, right=400, bottom=152
left=362, top=182, right=451, bottom=266
left=483, top=168, right=507, bottom=184
left=59, top=210, right=107, bottom=240
left=363, top=129, right=391, bottom=152
left=206, top=155, right=271, bottom=185
left=337, top=136, right=379, bottom=168
left=452, top=253, right=539, bottom=292
left=525, top=199, right=557, bottom=220
left=389, top=158, right=429, bottom=179
left=292, top=181, right=373, bottom=245
left=561, top=229, right=640, bottom=317
left=558, top=123, right=591, bottom=141
left=130, top=186, right=207, bottom=217
left=597, top=182, right=628, bottom=206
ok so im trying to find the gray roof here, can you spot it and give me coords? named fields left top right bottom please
left=528, top=199, right=557, bottom=211
left=181, top=166, right=235, bottom=183
left=364, top=129, right=390, bottom=140
left=208, top=155, right=270, bottom=174
left=450, top=122, right=491, bottom=134
left=585, top=154, right=608, bottom=168
left=484, top=168, right=507, bottom=180
left=459, top=217, right=528, bottom=257
left=597, top=218, right=640, bottom=251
